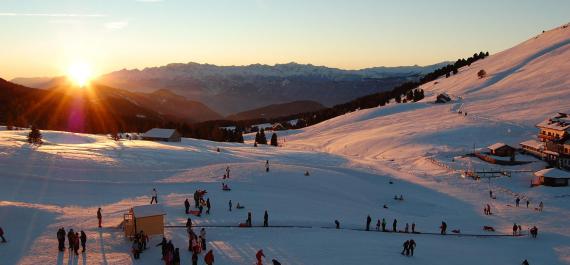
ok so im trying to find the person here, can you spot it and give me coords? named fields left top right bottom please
left=405, top=223, right=409, bottom=233
left=185, top=198, right=190, bottom=214
left=265, top=160, right=270, bottom=172
left=335, top=220, right=340, bottom=229
left=530, top=226, right=538, bottom=238
left=97, top=208, right=102, bottom=228
left=526, top=200, right=530, bottom=208
left=518, top=224, right=522, bottom=235
left=204, top=250, right=214, bottom=265
left=151, top=188, right=158, bottom=204
left=0, top=226, right=6, bottom=243
left=411, top=223, right=416, bottom=233
left=376, top=219, right=381, bottom=231
left=399, top=195, right=404, bottom=201
left=139, top=230, right=148, bottom=250
left=206, top=198, right=211, bottom=215
left=186, top=217, right=192, bottom=228
left=247, top=212, right=252, bottom=227
left=237, top=202, right=244, bottom=209
left=200, top=228, right=207, bottom=251
left=522, top=259, right=530, bottom=265
left=226, top=166, right=230, bottom=178
left=256, top=249, right=265, bottom=265
left=381, top=218, right=387, bottom=232
left=401, top=240, right=409, bottom=255
left=516, top=197, right=520, bottom=207
left=192, top=252, right=198, bottom=265
left=173, top=248, right=181, bottom=265
left=80, top=230, right=87, bottom=253
left=272, top=259, right=282, bottom=265
left=67, top=229, right=75, bottom=249
left=409, top=239, right=416, bottom=256
left=304, top=171, right=310, bottom=176
left=57, top=227, right=65, bottom=251
left=198, top=204, right=203, bottom=217
left=539, top=201, right=544, bottom=212
left=157, top=237, right=167, bottom=260
left=440, top=221, right=447, bottom=235
left=366, top=215, right=371, bottom=231
left=73, top=232, right=80, bottom=255
left=132, top=239, right=141, bottom=259
left=489, top=190, right=493, bottom=198
left=229, top=200, right=232, bottom=212
left=393, top=219, right=398, bottom=232
left=513, top=223, right=518, bottom=236
left=193, top=191, right=199, bottom=208
left=264, top=211, right=269, bottom=227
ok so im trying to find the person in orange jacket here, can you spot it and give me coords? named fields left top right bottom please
left=204, top=250, right=214, bottom=265
left=256, top=249, right=265, bottom=265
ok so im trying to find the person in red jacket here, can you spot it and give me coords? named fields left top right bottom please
left=0, top=226, right=6, bottom=243
left=256, top=249, right=265, bottom=265
left=204, top=250, right=214, bottom=265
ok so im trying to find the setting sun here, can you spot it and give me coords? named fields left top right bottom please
left=67, top=62, right=92, bottom=87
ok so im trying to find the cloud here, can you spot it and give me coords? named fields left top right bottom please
left=0, top=13, right=106, bottom=18
left=105, top=20, right=129, bottom=30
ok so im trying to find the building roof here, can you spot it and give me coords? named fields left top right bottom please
left=536, top=113, right=570, bottom=131
left=143, top=128, right=178, bottom=139
left=520, top=139, right=544, bottom=150
left=535, top=168, right=570, bottom=179
left=132, top=204, right=166, bottom=218
left=488, top=142, right=512, bottom=151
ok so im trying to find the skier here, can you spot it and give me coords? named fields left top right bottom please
left=80, top=230, right=87, bottom=253
left=206, top=198, right=211, bottom=215
left=57, top=227, right=65, bottom=251
left=0, top=226, right=6, bottom=243
left=265, top=160, right=270, bottom=172
left=229, top=200, right=232, bottom=212
left=412, top=222, right=416, bottom=233
left=185, top=198, right=190, bottom=214
left=204, top=250, right=214, bottom=265
left=409, top=239, right=416, bottom=256
left=97, top=208, right=102, bottom=228
left=440, top=221, right=447, bottom=235
left=393, top=219, right=398, bottom=232
left=150, top=188, right=158, bottom=204
left=401, top=240, right=409, bottom=255
left=200, top=228, right=207, bottom=251
left=256, top=249, right=265, bottom=265
left=381, top=218, right=387, bottom=232
left=264, top=210, right=269, bottom=227
left=247, top=212, right=252, bottom=227
left=515, top=197, right=520, bottom=207
left=335, top=220, right=340, bottom=229
left=513, top=223, right=518, bottom=236
left=366, top=215, right=371, bottom=231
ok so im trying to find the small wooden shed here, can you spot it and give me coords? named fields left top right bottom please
left=535, top=168, right=570, bottom=187
left=124, top=204, right=166, bottom=238
left=142, top=128, right=181, bottom=142
left=488, top=143, right=516, bottom=157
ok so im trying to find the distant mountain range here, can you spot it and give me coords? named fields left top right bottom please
left=226, top=100, right=325, bottom=121
left=93, top=62, right=449, bottom=115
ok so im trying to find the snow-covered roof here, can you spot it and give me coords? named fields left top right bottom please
left=252, top=123, right=273, bottom=130
left=487, top=142, right=511, bottom=151
left=143, top=128, right=177, bottom=138
left=535, top=168, right=570, bottom=179
left=536, top=113, right=570, bottom=131
left=544, top=150, right=559, bottom=156
left=520, top=139, right=544, bottom=150
left=132, top=204, right=166, bottom=218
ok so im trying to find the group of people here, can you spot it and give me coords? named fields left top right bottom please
left=241, top=211, right=269, bottom=227
left=483, top=204, right=492, bottom=215
left=184, top=190, right=209, bottom=217
left=156, top=237, right=181, bottom=265
left=57, top=228, right=87, bottom=256
left=366, top=215, right=417, bottom=234
left=401, top=239, right=417, bottom=256
left=131, top=230, right=149, bottom=259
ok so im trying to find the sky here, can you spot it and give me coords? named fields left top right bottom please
left=0, top=0, right=569, bottom=79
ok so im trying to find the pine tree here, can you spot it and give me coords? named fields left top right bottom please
left=110, top=132, right=120, bottom=141
left=27, top=125, right=43, bottom=146
left=395, top=94, right=402, bottom=103
left=270, top=133, right=278, bottom=146
left=477, top=69, right=487, bottom=79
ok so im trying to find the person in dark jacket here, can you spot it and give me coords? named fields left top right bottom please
left=440, top=221, right=447, bottom=235
left=186, top=218, right=192, bottom=229
left=97, top=208, right=103, bottom=228
left=73, top=232, right=80, bottom=255
left=80, top=230, right=87, bottom=252
left=173, top=248, right=181, bottom=265
left=263, top=211, right=269, bottom=227
left=412, top=223, right=416, bottom=233
left=409, top=239, right=416, bottom=256
left=206, top=198, right=211, bottom=215
left=381, top=218, right=387, bottom=232
left=67, top=229, right=75, bottom=249
left=522, top=259, right=530, bottom=265
left=366, top=215, right=371, bottom=231
left=272, top=259, right=282, bottom=265
left=401, top=240, right=409, bottom=255
left=0, top=226, right=6, bottom=243
left=57, top=228, right=65, bottom=251
left=393, top=219, right=398, bottom=232
left=192, top=252, right=198, bottom=265
left=335, top=220, right=340, bottom=229
left=247, top=212, right=252, bottom=227
left=229, top=200, right=232, bottom=212
left=185, top=198, right=190, bottom=214
left=156, top=237, right=167, bottom=260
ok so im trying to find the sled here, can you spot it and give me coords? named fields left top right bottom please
left=222, top=187, right=232, bottom=191
left=483, top=226, right=495, bottom=232
left=239, top=223, right=251, bottom=228
left=189, top=210, right=201, bottom=216
left=451, top=229, right=461, bottom=234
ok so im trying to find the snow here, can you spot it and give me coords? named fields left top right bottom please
left=1, top=23, right=570, bottom=265
left=142, top=128, right=177, bottom=139
left=487, top=142, right=509, bottom=151
left=520, top=139, right=544, bottom=150
left=535, top=168, right=570, bottom=179
left=132, top=204, right=166, bottom=218
left=537, top=113, right=570, bottom=131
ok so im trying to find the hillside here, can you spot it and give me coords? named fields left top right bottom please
left=226, top=100, right=325, bottom=121
left=96, top=62, right=448, bottom=115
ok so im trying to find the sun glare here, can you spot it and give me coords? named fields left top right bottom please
left=67, top=62, right=92, bottom=87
